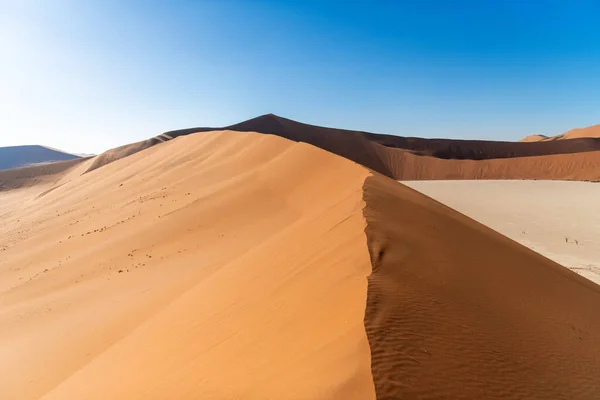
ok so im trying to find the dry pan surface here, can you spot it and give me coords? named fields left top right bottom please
left=404, top=180, right=600, bottom=285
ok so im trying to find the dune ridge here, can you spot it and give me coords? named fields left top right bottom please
left=84, top=114, right=600, bottom=181
left=0, top=131, right=376, bottom=400
left=520, top=134, right=550, bottom=142
left=362, top=174, right=600, bottom=399
left=1, top=130, right=599, bottom=399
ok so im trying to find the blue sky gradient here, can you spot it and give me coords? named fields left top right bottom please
left=2, top=0, right=600, bottom=153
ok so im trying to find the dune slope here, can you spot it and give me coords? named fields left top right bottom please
left=404, top=180, right=600, bottom=284
left=1, top=130, right=599, bottom=399
left=363, top=175, right=600, bottom=399
left=377, top=147, right=600, bottom=181
left=559, top=124, right=600, bottom=140
left=520, top=134, right=549, bottom=142
left=0, top=131, right=375, bottom=400
left=521, top=124, right=600, bottom=142
left=88, top=114, right=600, bottom=181
left=0, top=157, right=91, bottom=192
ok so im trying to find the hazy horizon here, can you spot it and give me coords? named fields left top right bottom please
left=2, top=0, right=600, bottom=154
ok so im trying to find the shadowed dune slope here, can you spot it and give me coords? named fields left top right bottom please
left=2, top=131, right=600, bottom=399
left=0, top=157, right=91, bottom=191
left=376, top=148, right=600, bottom=181
left=0, top=131, right=375, bottom=400
left=0, top=145, right=81, bottom=170
left=88, top=114, right=600, bottom=181
left=363, top=174, right=600, bottom=399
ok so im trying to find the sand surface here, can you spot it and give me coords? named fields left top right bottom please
left=2, top=130, right=600, bottom=399
left=88, top=114, right=600, bottom=181
left=404, top=180, right=600, bottom=285
left=522, top=124, right=600, bottom=141
left=0, top=131, right=375, bottom=399
left=364, top=177, right=600, bottom=399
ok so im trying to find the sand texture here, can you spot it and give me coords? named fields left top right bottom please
left=1, top=131, right=375, bottom=399
left=1, top=130, right=600, bottom=399
left=404, top=180, right=600, bottom=285
left=364, top=176, right=600, bottom=399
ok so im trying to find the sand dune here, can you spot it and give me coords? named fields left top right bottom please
left=521, top=123, right=600, bottom=142
left=363, top=176, right=600, bottom=399
left=404, top=180, right=600, bottom=284
left=0, top=131, right=375, bottom=399
left=559, top=124, right=600, bottom=140
left=0, top=145, right=81, bottom=171
left=520, top=134, right=550, bottom=142
left=1, top=131, right=600, bottom=399
left=86, top=114, right=600, bottom=181
left=0, top=157, right=91, bottom=192
left=383, top=149, right=600, bottom=181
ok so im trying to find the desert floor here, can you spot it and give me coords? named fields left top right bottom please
left=404, top=180, right=600, bottom=285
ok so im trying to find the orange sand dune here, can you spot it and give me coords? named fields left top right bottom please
left=521, top=124, right=600, bottom=142
left=87, top=114, right=600, bottom=181
left=0, top=131, right=375, bottom=400
left=1, top=131, right=599, bottom=399
left=0, top=157, right=91, bottom=192
left=363, top=176, right=600, bottom=398
left=519, top=134, right=549, bottom=142
left=378, top=147, right=600, bottom=181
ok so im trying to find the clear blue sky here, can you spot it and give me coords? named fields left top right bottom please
left=2, top=0, right=600, bottom=153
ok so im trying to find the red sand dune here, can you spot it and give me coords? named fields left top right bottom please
left=87, top=114, right=600, bottom=181
left=1, top=130, right=599, bottom=399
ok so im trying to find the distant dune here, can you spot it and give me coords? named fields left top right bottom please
left=0, top=157, right=91, bottom=192
left=85, top=114, right=600, bottom=181
left=0, top=145, right=81, bottom=170
left=520, top=134, right=549, bottom=142
left=521, top=123, right=600, bottom=142
left=1, top=130, right=599, bottom=399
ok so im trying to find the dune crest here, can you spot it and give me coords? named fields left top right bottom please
left=363, top=175, right=600, bottom=399
left=1, top=130, right=599, bottom=399
left=84, top=114, right=600, bottom=181
left=519, top=134, right=549, bottom=142
left=0, top=131, right=375, bottom=400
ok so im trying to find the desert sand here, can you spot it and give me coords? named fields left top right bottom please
left=404, top=180, right=600, bottom=285
left=85, top=114, right=600, bottom=181
left=520, top=134, right=550, bottom=142
left=0, top=131, right=375, bottom=399
left=521, top=123, right=600, bottom=141
left=1, top=130, right=600, bottom=399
